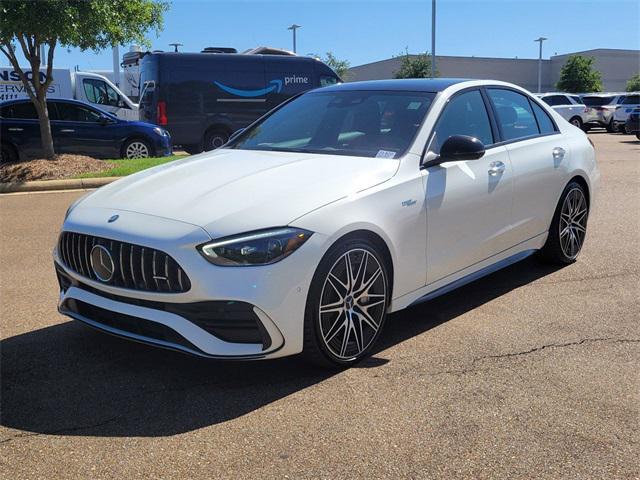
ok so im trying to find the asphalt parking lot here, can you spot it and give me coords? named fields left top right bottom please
left=1, top=132, right=638, bottom=479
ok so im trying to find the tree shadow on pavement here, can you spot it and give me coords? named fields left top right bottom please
left=0, top=256, right=562, bottom=438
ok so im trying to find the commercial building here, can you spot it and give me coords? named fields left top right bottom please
left=346, top=49, right=640, bottom=92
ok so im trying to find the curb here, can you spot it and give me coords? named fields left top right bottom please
left=0, top=176, right=121, bottom=194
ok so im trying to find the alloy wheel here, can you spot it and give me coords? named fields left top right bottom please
left=126, top=141, right=150, bottom=159
left=318, top=248, right=387, bottom=360
left=559, top=187, right=588, bottom=259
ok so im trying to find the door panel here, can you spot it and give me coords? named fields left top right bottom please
left=424, top=146, right=513, bottom=283
left=506, top=136, right=568, bottom=242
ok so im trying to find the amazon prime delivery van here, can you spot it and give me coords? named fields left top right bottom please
left=138, top=51, right=340, bottom=152
left=0, top=67, right=138, bottom=121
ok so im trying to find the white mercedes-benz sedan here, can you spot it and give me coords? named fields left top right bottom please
left=55, top=79, right=599, bottom=367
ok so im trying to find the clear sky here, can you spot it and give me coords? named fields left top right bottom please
left=36, top=0, right=640, bottom=71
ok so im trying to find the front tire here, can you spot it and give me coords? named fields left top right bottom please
left=540, top=181, right=589, bottom=264
left=122, top=138, right=152, bottom=159
left=303, top=238, right=390, bottom=368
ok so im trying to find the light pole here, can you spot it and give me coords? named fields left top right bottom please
left=288, top=24, right=301, bottom=54
left=534, top=37, right=547, bottom=93
left=431, top=0, right=436, bottom=78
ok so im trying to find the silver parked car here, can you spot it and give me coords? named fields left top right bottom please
left=612, top=93, right=640, bottom=133
left=581, top=93, right=626, bottom=131
left=537, top=93, right=589, bottom=130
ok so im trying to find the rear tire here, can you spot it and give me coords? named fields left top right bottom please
left=569, top=116, right=583, bottom=129
left=303, top=237, right=391, bottom=368
left=203, top=129, right=229, bottom=151
left=540, top=181, right=589, bottom=264
left=606, top=119, right=615, bottom=133
left=1, top=143, right=18, bottom=164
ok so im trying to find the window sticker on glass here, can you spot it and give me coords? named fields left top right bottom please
left=376, top=150, right=396, bottom=159
left=407, top=102, right=423, bottom=110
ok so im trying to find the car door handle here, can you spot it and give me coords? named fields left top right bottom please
left=60, top=129, right=75, bottom=133
left=8, top=127, right=23, bottom=132
left=553, top=147, right=566, bottom=161
left=488, top=160, right=505, bottom=176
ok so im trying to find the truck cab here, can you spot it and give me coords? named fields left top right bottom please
left=72, top=71, right=139, bottom=121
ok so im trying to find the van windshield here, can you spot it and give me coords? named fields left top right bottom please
left=228, top=90, right=435, bottom=158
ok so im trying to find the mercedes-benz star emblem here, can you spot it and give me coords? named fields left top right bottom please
left=108, top=214, right=119, bottom=223
left=90, top=245, right=115, bottom=282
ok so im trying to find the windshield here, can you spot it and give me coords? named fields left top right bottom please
left=582, top=96, right=615, bottom=106
left=228, top=90, right=436, bottom=158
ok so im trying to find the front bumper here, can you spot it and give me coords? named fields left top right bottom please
left=56, top=207, right=323, bottom=359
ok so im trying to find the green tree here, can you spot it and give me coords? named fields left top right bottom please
left=0, top=0, right=168, bottom=159
left=556, top=55, right=602, bottom=93
left=312, top=52, right=350, bottom=80
left=394, top=49, right=437, bottom=79
left=625, top=73, right=640, bottom=92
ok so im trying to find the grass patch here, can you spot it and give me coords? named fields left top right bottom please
left=74, top=154, right=187, bottom=178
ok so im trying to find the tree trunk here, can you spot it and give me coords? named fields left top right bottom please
left=35, top=96, right=56, bottom=159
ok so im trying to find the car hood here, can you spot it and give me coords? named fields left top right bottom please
left=79, top=149, right=399, bottom=237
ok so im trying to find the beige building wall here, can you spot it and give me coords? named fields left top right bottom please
left=347, top=49, right=639, bottom=93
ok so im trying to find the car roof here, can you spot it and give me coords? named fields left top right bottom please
left=319, top=78, right=471, bottom=93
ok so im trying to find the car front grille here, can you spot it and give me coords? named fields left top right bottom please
left=58, top=231, right=191, bottom=293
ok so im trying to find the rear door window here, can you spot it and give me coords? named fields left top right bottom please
left=488, top=88, right=540, bottom=141
left=622, top=95, right=640, bottom=104
left=6, top=102, right=37, bottom=119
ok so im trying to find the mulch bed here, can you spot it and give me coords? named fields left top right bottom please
left=0, top=155, right=113, bottom=183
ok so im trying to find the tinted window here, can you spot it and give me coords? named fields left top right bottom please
left=582, top=96, right=615, bottom=106
left=6, top=101, right=37, bottom=119
left=429, top=90, right=493, bottom=153
left=488, top=89, right=539, bottom=141
left=55, top=103, right=102, bottom=122
left=320, top=75, right=338, bottom=87
left=83, top=78, right=120, bottom=107
left=570, top=96, right=584, bottom=104
left=541, top=96, right=553, bottom=106
left=546, top=95, right=571, bottom=106
left=622, top=95, right=640, bottom=104
left=531, top=101, right=556, bottom=134
left=229, top=90, right=435, bottom=158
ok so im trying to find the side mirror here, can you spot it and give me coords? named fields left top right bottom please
left=228, top=128, right=245, bottom=142
left=424, top=135, right=485, bottom=167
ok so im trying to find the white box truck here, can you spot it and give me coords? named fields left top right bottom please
left=0, top=67, right=138, bottom=121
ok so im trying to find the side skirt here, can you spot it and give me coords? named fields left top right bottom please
left=390, top=232, right=547, bottom=312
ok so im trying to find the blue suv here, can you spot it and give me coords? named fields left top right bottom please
left=1, top=98, right=172, bottom=163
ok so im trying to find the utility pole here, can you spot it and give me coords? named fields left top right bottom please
left=288, top=24, right=301, bottom=54
left=534, top=37, right=547, bottom=93
left=431, top=0, right=436, bottom=78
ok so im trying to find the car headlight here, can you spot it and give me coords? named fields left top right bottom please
left=198, top=227, right=313, bottom=266
left=153, top=127, right=167, bottom=136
